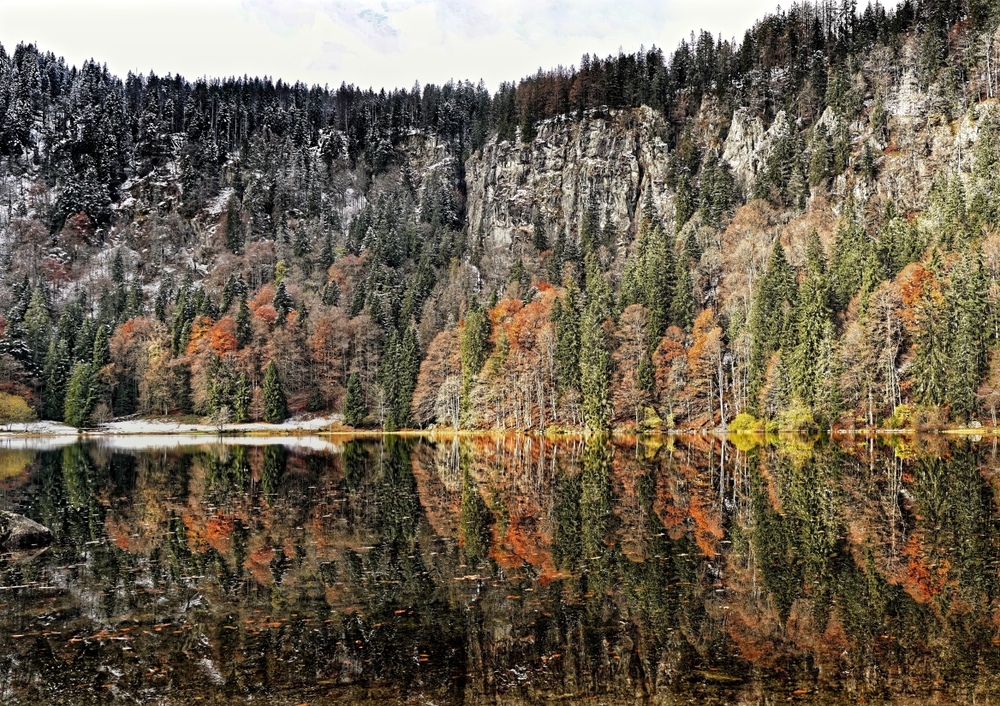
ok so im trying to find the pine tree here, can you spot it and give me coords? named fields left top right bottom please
left=553, top=278, right=582, bottom=392
left=273, top=281, right=293, bottom=324
left=64, top=362, right=94, bottom=428
left=641, top=225, right=675, bottom=343
left=460, top=301, right=492, bottom=415
left=532, top=210, right=548, bottom=252
left=580, top=256, right=612, bottom=430
left=580, top=303, right=611, bottom=431
left=946, top=253, right=989, bottom=420
left=233, top=373, right=252, bottom=422
left=790, top=250, right=834, bottom=406
left=344, top=372, right=366, bottom=427
left=224, top=194, right=244, bottom=254
left=111, top=249, right=126, bottom=285
left=669, top=259, right=695, bottom=331
left=322, top=278, right=341, bottom=306
left=236, top=298, right=252, bottom=348
left=22, top=286, right=50, bottom=368
left=748, top=241, right=798, bottom=402
left=42, top=338, right=70, bottom=421
left=92, top=324, right=110, bottom=370
left=262, top=361, right=288, bottom=423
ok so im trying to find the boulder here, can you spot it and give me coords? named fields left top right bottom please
left=0, top=511, right=53, bottom=550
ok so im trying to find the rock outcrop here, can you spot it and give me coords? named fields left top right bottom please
left=0, top=511, right=54, bottom=551
left=465, top=106, right=674, bottom=249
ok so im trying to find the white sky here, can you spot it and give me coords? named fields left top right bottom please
left=0, top=1, right=894, bottom=92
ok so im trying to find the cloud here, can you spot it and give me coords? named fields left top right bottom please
left=0, top=0, right=904, bottom=92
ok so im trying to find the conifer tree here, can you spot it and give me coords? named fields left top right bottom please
left=344, top=372, right=366, bottom=427
left=262, top=361, right=288, bottom=423
left=233, top=373, right=252, bottom=423
left=580, top=256, right=612, bottom=430
left=42, top=338, right=70, bottom=420
left=532, top=210, right=548, bottom=253
left=236, top=298, right=252, bottom=348
left=322, top=278, right=341, bottom=306
left=947, top=253, right=989, bottom=420
left=669, top=259, right=695, bottom=331
left=642, top=225, right=675, bottom=343
left=64, top=362, right=94, bottom=428
left=748, top=241, right=798, bottom=402
left=273, top=281, right=293, bottom=324
left=92, top=324, right=110, bottom=370
left=553, top=278, right=582, bottom=392
left=790, top=239, right=834, bottom=406
left=460, top=300, right=492, bottom=415
left=225, top=194, right=244, bottom=254
left=23, top=287, right=50, bottom=368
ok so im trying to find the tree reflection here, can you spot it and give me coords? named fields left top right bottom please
left=4, top=434, right=1000, bottom=703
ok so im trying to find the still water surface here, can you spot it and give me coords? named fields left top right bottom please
left=1, top=433, right=999, bottom=704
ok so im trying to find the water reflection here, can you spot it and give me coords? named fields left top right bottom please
left=2, top=434, right=1000, bottom=703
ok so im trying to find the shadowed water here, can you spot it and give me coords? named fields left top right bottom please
left=1, top=433, right=999, bottom=704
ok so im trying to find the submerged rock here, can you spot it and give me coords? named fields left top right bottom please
left=0, top=511, right=53, bottom=550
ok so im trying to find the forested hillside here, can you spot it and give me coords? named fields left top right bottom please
left=1, top=0, right=999, bottom=431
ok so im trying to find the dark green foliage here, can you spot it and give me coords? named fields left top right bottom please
left=674, top=177, right=696, bottom=234
left=753, top=114, right=808, bottom=209
left=580, top=256, right=612, bottom=430
left=946, top=253, right=989, bottom=421
left=460, top=301, right=492, bottom=415
left=748, top=241, right=798, bottom=400
left=790, top=235, right=834, bottom=406
left=322, top=278, right=341, bottom=307
left=830, top=198, right=881, bottom=309
left=532, top=210, right=548, bottom=253
left=272, top=281, right=293, bottom=324
left=224, top=194, right=244, bottom=254
left=262, top=361, right=288, bottom=424
left=91, top=325, right=110, bottom=370
left=553, top=278, right=582, bottom=393
left=669, top=259, right=695, bottom=331
left=233, top=373, right=252, bottom=422
left=344, top=372, right=366, bottom=427
left=42, top=338, right=71, bottom=421
left=64, top=362, right=95, bottom=428
left=235, top=299, right=253, bottom=348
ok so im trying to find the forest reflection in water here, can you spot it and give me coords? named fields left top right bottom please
left=1, top=433, right=1000, bottom=704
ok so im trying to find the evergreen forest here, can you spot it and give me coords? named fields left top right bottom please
left=1, top=0, right=1000, bottom=432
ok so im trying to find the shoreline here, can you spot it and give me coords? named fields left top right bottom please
left=1, top=418, right=998, bottom=438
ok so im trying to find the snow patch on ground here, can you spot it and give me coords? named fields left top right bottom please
left=99, top=415, right=339, bottom=435
left=1, top=414, right=341, bottom=437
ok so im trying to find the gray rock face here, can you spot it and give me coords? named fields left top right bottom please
left=0, top=511, right=54, bottom=551
left=465, top=106, right=674, bottom=249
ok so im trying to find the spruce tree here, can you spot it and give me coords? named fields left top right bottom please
left=236, top=298, right=252, bottom=348
left=789, top=250, right=833, bottom=407
left=579, top=256, right=612, bottom=430
left=225, top=194, right=244, bottom=254
left=642, top=225, right=675, bottom=343
left=322, top=278, right=341, bottom=307
left=64, top=362, right=94, bottom=428
left=532, top=210, right=548, bottom=252
left=273, top=281, right=293, bottom=324
left=669, top=259, right=695, bottom=330
left=233, top=373, right=252, bottom=422
left=262, top=361, right=288, bottom=423
left=42, top=338, right=71, bottom=421
left=344, top=372, right=366, bottom=427
left=460, top=301, right=492, bottom=414
left=552, top=279, right=582, bottom=392
left=748, top=241, right=798, bottom=402
left=92, top=324, right=111, bottom=370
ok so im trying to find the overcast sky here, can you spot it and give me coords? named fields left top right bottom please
left=0, top=1, right=888, bottom=91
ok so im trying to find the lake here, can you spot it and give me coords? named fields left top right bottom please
left=1, top=433, right=999, bottom=704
